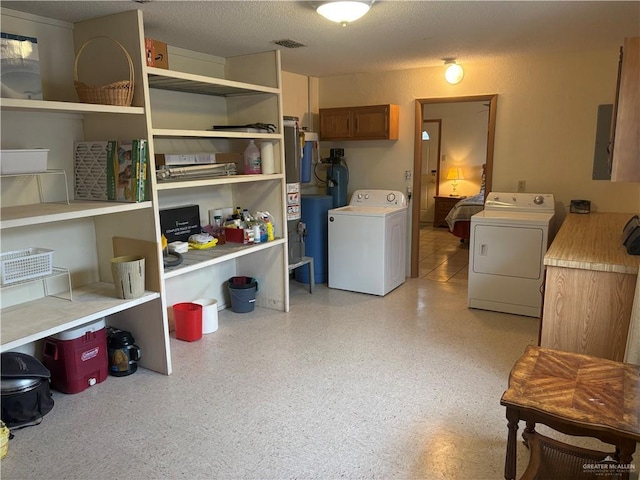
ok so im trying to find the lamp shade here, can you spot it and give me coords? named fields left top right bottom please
left=317, top=1, right=370, bottom=26
left=446, top=168, right=463, bottom=180
left=445, top=63, right=464, bottom=84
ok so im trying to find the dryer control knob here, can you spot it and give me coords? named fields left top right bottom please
left=387, top=193, right=396, bottom=203
left=533, top=195, right=544, bottom=205
left=364, top=194, right=370, bottom=199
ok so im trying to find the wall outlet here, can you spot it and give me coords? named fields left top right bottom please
left=517, top=180, right=526, bottom=192
left=405, top=170, right=412, bottom=181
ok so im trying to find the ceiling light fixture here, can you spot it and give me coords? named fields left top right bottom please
left=443, top=59, right=464, bottom=85
left=316, top=1, right=371, bottom=27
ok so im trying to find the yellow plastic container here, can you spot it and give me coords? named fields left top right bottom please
left=0, top=421, right=9, bottom=459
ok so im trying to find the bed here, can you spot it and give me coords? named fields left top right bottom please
left=443, top=165, right=486, bottom=241
left=444, top=193, right=485, bottom=241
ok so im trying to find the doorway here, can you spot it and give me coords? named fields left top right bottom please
left=410, top=95, right=498, bottom=278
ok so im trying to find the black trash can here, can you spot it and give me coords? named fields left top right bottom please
left=228, top=276, right=258, bottom=313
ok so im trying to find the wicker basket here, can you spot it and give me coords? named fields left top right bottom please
left=74, top=36, right=134, bottom=106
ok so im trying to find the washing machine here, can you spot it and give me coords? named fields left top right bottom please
left=468, top=192, right=555, bottom=317
left=328, top=190, right=407, bottom=296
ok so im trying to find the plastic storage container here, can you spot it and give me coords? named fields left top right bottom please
left=0, top=149, right=48, bottom=175
left=42, top=319, right=108, bottom=394
left=228, top=276, right=258, bottom=313
left=173, top=303, right=203, bottom=341
left=0, top=248, right=54, bottom=285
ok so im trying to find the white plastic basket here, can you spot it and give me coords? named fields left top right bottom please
left=0, top=248, right=54, bottom=285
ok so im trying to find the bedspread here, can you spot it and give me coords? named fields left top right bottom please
left=445, top=193, right=484, bottom=231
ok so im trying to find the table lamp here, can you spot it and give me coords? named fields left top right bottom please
left=446, top=167, right=463, bottom=196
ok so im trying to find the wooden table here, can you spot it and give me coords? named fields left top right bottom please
left=500, top=345, right=640, bottom=480
left=433, top=195, right=464, bottom=228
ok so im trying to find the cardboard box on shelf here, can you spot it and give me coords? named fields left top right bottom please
left=145, top=38, right=168, bottom=69
left=160, top=205, right=201, bottom=243
left=109, top=140, right=148, bottom=202
left=224, top=227, right=246, bottom=244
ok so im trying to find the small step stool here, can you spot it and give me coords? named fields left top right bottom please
left=288, top=256, right=314, bottom=293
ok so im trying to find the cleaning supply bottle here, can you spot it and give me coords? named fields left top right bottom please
left=243, top=140, right=261, bottom=174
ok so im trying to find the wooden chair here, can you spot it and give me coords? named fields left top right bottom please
left=520, top=430, right=625, bottom=480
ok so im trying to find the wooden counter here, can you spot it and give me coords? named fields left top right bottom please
left=541, top=212, right=640, bottom=362
left=544, top=212, right=640, bottom=274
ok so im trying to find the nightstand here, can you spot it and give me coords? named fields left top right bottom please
left=433, top=195, right=464, bottom=228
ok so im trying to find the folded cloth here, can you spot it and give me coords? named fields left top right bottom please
left=188, top=233, right=217, bottom=249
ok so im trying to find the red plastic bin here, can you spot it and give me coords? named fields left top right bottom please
left=173, top=302, right=202, bottom=342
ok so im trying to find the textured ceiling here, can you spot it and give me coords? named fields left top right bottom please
left=2, top=1, right=639, bottom=77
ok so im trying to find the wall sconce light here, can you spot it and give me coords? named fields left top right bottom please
left=446, top=167, right=464, bottom=196
left=444, top=59, right=464, bottom=85
left=317, top=1, right=371, bottom=26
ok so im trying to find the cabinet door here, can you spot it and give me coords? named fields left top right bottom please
left=319, top=108, right=353, bottom=140
left=353, top=105, right=394, bottom=139
left=541, top=266, right=635, bottom=361
left=611, top=36, right=640, bottom=182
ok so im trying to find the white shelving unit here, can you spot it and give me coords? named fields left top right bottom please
left=0, top=7, right=289, bottom=374
left=144, top=37, right=288, bottom=315
left=0, top=9, right=170, bottom=375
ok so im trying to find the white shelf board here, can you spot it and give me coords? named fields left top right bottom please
left=163, top=238, right=286, bottom=279
left=146, top=67, right=279, bottom=96
left=0, top=282, right=160, bottom=352
left=155, top=173, right=284, bottom=191
left=151, top=128, right=281, bottom=140
left=0, top=201, right=152, bottom=229
left=0, top=98, right=145, bottom=115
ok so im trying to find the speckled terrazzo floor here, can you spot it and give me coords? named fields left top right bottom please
left=2, top=266, right=634, bottom=479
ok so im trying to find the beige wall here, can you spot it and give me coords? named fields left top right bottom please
left=282, top=71, right=319, bottom=132
left=311, top=48, right=639, bottom=218
left=282, top=47, right=639, bottom=271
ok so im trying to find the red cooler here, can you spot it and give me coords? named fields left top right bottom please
left=42, top=319, right=108, bottom=394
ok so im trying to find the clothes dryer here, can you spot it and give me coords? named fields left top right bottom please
left=328, top=190, right=407, bottom=296
left=468, top=192, right=555, bottom=317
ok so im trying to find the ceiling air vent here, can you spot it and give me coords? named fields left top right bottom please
left=274, top=39, right=306, bottom=49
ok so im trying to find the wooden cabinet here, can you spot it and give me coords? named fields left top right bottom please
left=319, top=104, right=399, bottom=140
left=610, top=36, right=639, bottom=182
left=0, top=8, right=289, bottom=375
left=540, top=213, right=640, bottom=362
left=433, top=196, right=463, bottom=228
